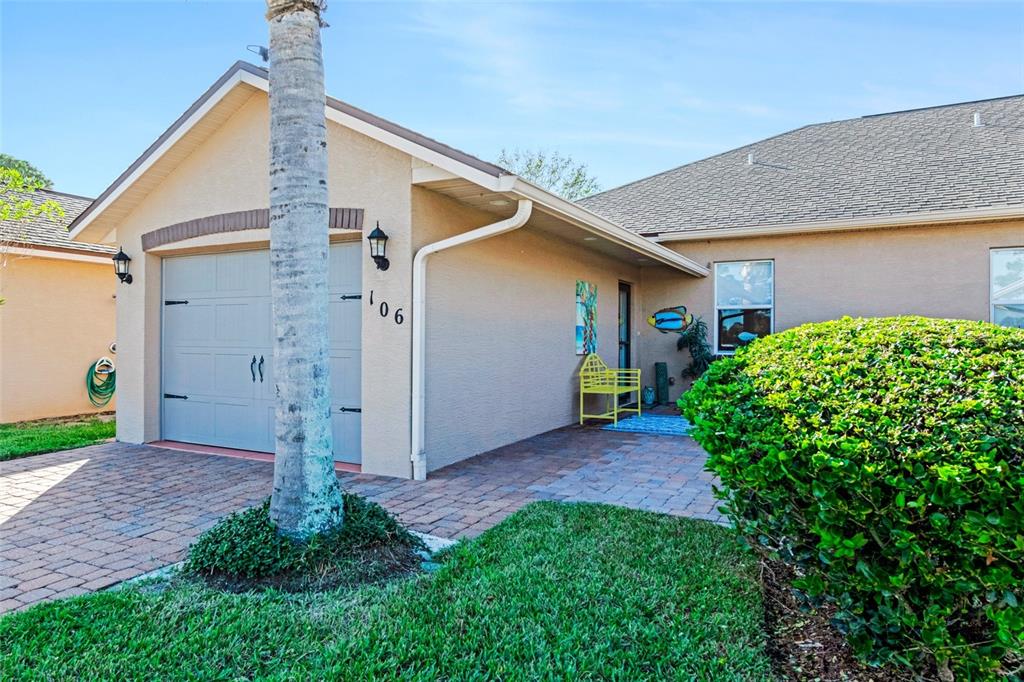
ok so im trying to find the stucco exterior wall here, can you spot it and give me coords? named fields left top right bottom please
left=641, top=219, right=1024, bottom=401
left=0, top=255, right=116, bottom=423
left=109, top=90, right=414, bottom=477
left=413, top=188, right=642, bottom=471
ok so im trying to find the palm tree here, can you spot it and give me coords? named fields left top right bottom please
left=265, top=0, right=343, bottom=538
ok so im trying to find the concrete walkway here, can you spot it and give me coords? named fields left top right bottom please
left=0, top=425, right=719, bottom=613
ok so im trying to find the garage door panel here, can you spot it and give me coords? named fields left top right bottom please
left=214, top=300, right=267, bottom=345
left=164, top=255, right=216, bottom=297
left=216, top=250, right=269, bottom=295
left=329, top=299, right=361, bottom=350
left=213, top=351, right=257, bottom=399
left=164, top=350, right=215, bottom=396
left=213, top=400, right=260, bottom=450
left=329, top=242, right=361, bottom=292
left=331, top=411, right=361, bottom=464
left=164, top=304, right=214, bottom=345
left=163, top=396, right=214, bottom=444
left=330, top=352, right=361, bottom=406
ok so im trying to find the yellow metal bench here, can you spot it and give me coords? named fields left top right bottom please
left=578, top=353, right=641, bottom=425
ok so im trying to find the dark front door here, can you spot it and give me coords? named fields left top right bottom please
left=618, top=282, right=633, bottom=403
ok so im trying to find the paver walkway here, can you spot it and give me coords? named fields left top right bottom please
left=0, top=425, right=719, bottom=613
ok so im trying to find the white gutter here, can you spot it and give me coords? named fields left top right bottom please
left=653, top=205, right=1024, bottom=242
left=410, top=199, right=534, bottom=480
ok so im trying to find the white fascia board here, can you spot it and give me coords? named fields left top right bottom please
left=69, top=70, right=252, bottom=241
left=5, top=247, right=113, bottom=265
left=509, top=179, right=709, bottom=277
left=654, top=205, right=1024, bottom=242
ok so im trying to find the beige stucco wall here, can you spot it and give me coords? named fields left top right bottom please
left=0, top=255, right=116, bottom=423
left=414, top=188, right=642, bottom=471
left=109, top=90, right=414, bottom=477
left=641, top=219, right=1024, bottom=402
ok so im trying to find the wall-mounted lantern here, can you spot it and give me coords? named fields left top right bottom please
left=112, top=247, right=133, bottom=284
left=367, top=222, right=390, bottom=271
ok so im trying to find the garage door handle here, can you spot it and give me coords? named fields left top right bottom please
left=250, top=355, right=257, bottom=382
left=164, top=393, right=188, bottom=400
left=258, top=355, right=265, bottom=382
left=338, top=407, right=362, bottom=413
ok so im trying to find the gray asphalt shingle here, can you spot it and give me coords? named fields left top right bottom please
left=580, top=95, right=1024, bottom=236
left=1, top=189, right=113, bottom=254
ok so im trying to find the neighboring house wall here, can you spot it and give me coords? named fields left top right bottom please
left=413, top=188, right=643, bottom=471
left=0, top=255, right=116, bottom=422
left=640, top=219, right=1024, bottom=401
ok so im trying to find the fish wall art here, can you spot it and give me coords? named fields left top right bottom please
left=647, top=306, right=694, bottom=333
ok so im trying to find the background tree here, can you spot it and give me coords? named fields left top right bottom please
left=496, top=148, right=601, bottom=200
left=265, top=0, right=344, bottom=539
left=0, top=154, right=53, bottom=188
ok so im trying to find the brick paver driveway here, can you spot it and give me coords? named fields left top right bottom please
left=0, top=425, right=719, bottom=613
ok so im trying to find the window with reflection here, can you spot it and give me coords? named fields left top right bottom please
left=714, top=260, right=774, bottom=353
left=992, top=247, right=1024, bottom=329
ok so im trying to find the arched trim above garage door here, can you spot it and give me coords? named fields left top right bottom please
left=141, top=208, right=364, bottom=250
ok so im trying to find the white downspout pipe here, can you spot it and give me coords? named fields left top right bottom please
left=410, top=199, right=533, bottom=480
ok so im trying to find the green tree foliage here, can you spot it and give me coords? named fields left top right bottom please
left=497, top=148, right=601, bottom=200
left=0, top=153, right=53, bottom=188
left=681, top=317, right=1024, bottom=679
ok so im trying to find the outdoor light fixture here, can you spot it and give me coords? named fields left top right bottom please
left=112, top=247, right=133, bottom=284
left=367, top=222, right=390, bottom=271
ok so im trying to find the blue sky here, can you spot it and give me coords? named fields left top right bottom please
left=2, top=1, right=1022, bottom=198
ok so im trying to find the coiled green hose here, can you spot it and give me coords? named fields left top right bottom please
left=86, top=360, right=116, bottom=407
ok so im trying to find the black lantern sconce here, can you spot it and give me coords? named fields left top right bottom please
left=112, top=247, right=133, bottom=284
left=367, top=222, right=390, bottom=271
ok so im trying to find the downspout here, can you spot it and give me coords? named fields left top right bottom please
left=410, top=199, right=533, bottom=480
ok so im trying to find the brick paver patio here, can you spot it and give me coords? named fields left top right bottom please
left=0, top=425, right=719, bottom=613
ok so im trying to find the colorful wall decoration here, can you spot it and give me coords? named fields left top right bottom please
left=647, top=305, right=694, bottom=333
left=575, top=280, right=597, bottom=355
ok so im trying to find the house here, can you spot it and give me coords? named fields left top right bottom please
left=67, top=61, right=1023, bottom=479
left=0, top=190, right=117, bottom=423
left=579, top=95, right=1024, bottom=384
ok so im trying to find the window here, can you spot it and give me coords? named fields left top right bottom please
left=991, top=247, right=1024, bottom=329
left=714, top=260, right=774, bottom=353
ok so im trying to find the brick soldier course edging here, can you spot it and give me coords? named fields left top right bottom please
left=0, top=426, right=720, bottom=613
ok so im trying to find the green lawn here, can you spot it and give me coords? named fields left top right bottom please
left=0, top=417, right=115, bottom=461
left=0, top=502, right=771, bottom=680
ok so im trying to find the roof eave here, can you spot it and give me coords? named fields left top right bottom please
left=509, top=178, right=709, bottom=277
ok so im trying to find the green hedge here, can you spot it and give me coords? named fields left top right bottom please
left=680, top=316, right=1024, bottom=678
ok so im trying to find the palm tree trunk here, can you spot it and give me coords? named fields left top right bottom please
left=266, top=0, right=343, bottom=538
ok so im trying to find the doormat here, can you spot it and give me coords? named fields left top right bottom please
left=601, top=414, right=693, bottom=437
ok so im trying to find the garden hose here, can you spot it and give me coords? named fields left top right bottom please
left=86, top=357, right=116, bottom=407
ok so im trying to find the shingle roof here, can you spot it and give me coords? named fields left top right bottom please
left=579, top=95, right=1024, bottom=236
left=1, top=189, right=113, bottom=255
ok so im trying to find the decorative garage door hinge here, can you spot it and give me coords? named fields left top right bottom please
left=163, top=393, right=189, bottom=400
left=164, top=300, right=189, bottom=305
left=339, top=294, right=362, bottom=300
left=338, top=407, right=362, bottom=413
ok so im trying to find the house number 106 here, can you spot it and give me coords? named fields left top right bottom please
left=369, top=290, right=404, bottom=325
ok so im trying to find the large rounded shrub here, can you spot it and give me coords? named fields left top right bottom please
left=681, top=317, right=1023, bottom=678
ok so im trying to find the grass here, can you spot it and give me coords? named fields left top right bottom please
left=0, top=416, right=115, bottom=461
left=0, top=502, right=771, bottom=680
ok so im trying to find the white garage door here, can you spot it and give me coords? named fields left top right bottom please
left=161, top=243, right=362, bottom=463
